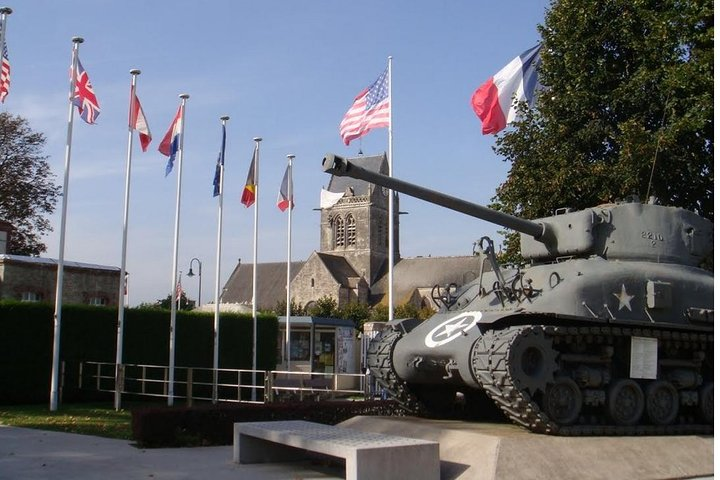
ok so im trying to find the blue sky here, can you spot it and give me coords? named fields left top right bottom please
left=3, top=0, right=548, bottom=306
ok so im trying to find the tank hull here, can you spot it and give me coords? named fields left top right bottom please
left=368, top=258, right=713, bottom=435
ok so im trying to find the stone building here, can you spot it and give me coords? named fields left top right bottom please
left=221, top=153, right=482, bottom=312
left=0, top=254, right=122, bottom=306
left=0, top=220, right=12, bottom=254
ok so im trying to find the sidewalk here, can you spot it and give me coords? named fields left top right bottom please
left=0, top=425, right=342, bottom=480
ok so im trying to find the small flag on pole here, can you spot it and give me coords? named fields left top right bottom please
left=471, top=44, right=542, bottom=135
left=339, top=67, right=390, bottom=145
left=175, top=276, right=183, bottom=302
left=130, top=91, right=152, bottom=151
left=213, top=124, right=227, bottom=197
left=0, top=28, right=10, bottom=103
left=72, top=59, right=101, bottom=124
left=240, top=146, right=257, bottom=207
left=277, top=165, right=293, bottom=212
left=159, top=106, right=182, bottom=176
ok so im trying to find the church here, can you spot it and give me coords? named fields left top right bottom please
left=220, top=153, right=482, bottom=314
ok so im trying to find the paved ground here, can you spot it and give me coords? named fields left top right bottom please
left=1, top=422, right=713, bottom=480
left=0, top=425, right=343, bottom=480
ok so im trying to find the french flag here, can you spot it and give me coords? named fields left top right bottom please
left=158, top=106, right=182, bottom=176
left=471, top=44, right=542, bottom=135
left=277, top=165, right=293, bottom=212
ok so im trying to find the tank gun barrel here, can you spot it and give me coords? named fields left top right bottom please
left=322, top=153, right=545, bottom=239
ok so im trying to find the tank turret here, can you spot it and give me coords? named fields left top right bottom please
left=323, top=153, right=713, bottom=266
left=322, top=153, right=713, bottom=436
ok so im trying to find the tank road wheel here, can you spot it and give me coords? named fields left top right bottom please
left=644, top=380, right=679, bottom=425
left=607, top=379, right=644, bottom=426
left=698, top=382, right=713, bottom=424
left=543, top=377, right=583, bottom=426
left=507, top=327, right=558, bottom=395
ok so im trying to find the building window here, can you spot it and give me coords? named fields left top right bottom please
left=310, top=278, right=315, bottom=288
left=21, top=291, right=42, bottom=302
left=334, top=215, right=345, bottom=248
left=290, top=331, right=311, bottom=361
left=89, top=296, right=108, bottom=306
left=346, top=214, right=356, bottom=246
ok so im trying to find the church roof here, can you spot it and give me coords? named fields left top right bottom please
left=326, top=153, right=387, bottom=196
left=221, top=260, right=304, bottom=309
left=372, top=255, right=484, bottom=301
left=315, top=252, right=361, bottom=286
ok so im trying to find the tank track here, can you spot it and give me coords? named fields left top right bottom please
left=471, top=324, right=713, bottom=436
left=366, top=327, right=425, bottom=415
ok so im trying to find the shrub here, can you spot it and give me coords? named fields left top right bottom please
left=131, top=400, right=404, bottom=447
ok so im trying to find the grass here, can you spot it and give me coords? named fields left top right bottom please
left=0, top=403, right=133, bottom=440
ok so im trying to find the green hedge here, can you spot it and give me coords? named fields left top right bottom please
left=0, top=301, right=277, bottom=405
left=131, top=400, right=405, bottom=447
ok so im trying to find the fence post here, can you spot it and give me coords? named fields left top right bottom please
left=265, top=371, right=274, bottom=403
left=163, top=367, right=169, bottom=397
left=118, top=365, right=125, bottom=395
left=60, top=361, right=65, bottom=404
left=186, top=368, right=193, bottom=407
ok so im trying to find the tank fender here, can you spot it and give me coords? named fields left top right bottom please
left=387, top=317, right=422, bottom=335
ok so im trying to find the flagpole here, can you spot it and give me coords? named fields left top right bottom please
left=49, top=36, right=83, bottom=412
left=284, top=154, right=294, bottom=371
left=387, top=55, right=395, bottom=322
left=114, top=68, right=141, bottom=411
left=168, top=93, right=189, bottom=407
left=212, top=115, right=229, bottom=403
left=251, top=137, right=261, bottom=401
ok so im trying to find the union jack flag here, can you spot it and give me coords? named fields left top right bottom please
left=0, top=29, right=9, bottom=103
left=72, top=58, right=100, bottom=124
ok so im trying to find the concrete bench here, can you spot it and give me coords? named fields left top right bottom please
left=233, top=420, right=440, bottom=480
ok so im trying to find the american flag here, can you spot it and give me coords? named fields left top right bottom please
left=175, top=277, right=184, bottom=302
left=339, top=67, right=390, bottom=145
left=0, top=34, right=9, bottom=103
left=72, top=58, right=100, bottom=124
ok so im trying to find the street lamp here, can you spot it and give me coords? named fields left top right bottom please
left=187, top=258, right=202, bottom=308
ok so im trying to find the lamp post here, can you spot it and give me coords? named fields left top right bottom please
left=187, top=258, right=202, bottom=308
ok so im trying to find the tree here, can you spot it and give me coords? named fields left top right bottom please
left=336, top=302, right=371, bottom=331
left=306, top=295, right=337, bottom=318
left=492, top=0, right=713, bottom=260
left=0, top=113, right=60, bottom=256
left=140, top=292, right=194, bottom=311
left=273, top=298, right=305, bottom=316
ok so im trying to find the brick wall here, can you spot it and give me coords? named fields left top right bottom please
left=0, top=257, right=120, bottom=306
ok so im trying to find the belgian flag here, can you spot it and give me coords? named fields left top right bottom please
left=241, top=146, right=257, bottom=207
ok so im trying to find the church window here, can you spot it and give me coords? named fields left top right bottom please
left=346, top=214, right=356, bottom=246
left=334, top=215, right=345, bottom=248
left=311, top=278, right=315, bottom=287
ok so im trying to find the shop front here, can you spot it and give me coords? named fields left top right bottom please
left=277, top=316, right=358, bottom=377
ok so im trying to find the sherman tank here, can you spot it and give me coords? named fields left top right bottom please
left=322, top=153, right=713, bottom=435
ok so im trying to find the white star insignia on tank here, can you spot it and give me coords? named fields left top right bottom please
left=613, top=284, right=635, bottom=311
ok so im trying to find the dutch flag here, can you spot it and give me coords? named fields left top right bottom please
left=158, top=106, right=183, bottom=176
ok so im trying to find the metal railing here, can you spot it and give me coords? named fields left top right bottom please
left=81, top=361, right=368, bottom=405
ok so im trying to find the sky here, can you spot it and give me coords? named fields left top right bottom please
left=2, top=0, right=549, bottom=306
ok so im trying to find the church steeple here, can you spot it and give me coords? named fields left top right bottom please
left=320, top=153, right=399, bottom=286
